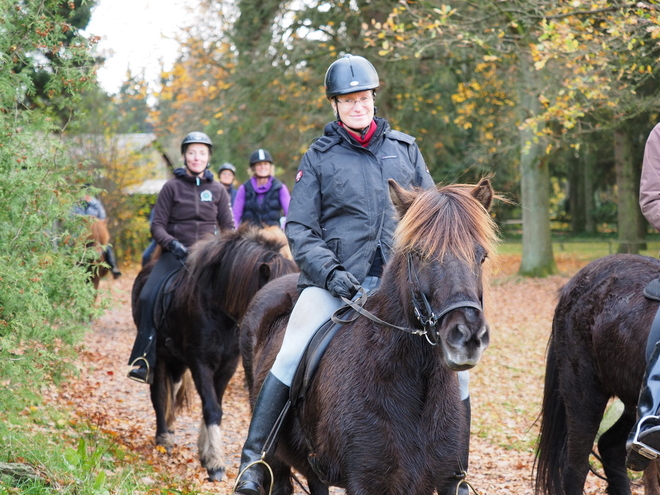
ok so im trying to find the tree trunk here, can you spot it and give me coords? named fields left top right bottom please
left=518, top=60, right=557, bottom=277
left=583, top=144, right=597, bottom=235
left=568, top=149, right=586, bottom=233
left=614, top=128, right=642, bottom=254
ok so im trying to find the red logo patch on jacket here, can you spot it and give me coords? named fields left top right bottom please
left=295, top=170, right=303, bottom=182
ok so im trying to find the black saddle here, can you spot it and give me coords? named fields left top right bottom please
left=290, top=303, right=358, bottom=404
left=153, top=266, right=185, bottom=329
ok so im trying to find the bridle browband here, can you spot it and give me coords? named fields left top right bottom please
left=332, top=252, right=483, bottom=346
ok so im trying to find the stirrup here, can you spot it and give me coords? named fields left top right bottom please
left=630, top=416, right=660, bottom=461
left=452, top=471, right=481, bottom=495
left=127, top=356, right=151, bottom=384
left=233, top=457, right=274, bottom=495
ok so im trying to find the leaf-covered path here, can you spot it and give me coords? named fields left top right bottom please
left=51, top=256, right=647, bottom=494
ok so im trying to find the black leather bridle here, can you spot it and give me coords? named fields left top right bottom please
left=332, top=252, right=483, bottom=345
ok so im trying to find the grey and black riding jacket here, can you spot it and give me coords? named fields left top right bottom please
left=286, top=117, right=434, bottom=292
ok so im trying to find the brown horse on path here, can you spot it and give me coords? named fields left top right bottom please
left=86, top=218, right=111, bottom=291
left=535, top=254, right=660, bottom=495
left=131, top=225, right=298, bottom=481
left=239, top=179, right=498, bottom=495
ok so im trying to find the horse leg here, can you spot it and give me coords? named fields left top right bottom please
left=268, top=457, right=294, bottom=495
left=562, top=384, right=610, bottom=495
left=192, top=357, right=239, bottom=481
left=597, top=403, right=635, bottom=495
left=150, top=363, right=175, bottom=453
left=644, top=460, right=660, bottom=495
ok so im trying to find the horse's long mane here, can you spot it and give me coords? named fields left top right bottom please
left=394, top=184, right=499, bottom=266
left=181, top=224, right=297, bottom=318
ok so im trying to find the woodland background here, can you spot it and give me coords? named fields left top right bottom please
left=2, top=0, right=660, bottom=493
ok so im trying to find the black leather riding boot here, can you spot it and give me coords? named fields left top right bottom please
left=442, top=397, right=471, bottom=495
left=234, top=373, right=291, bottom=495
left=104, top=245, right=122, bottom=279
left=627, top=342, right=660, bottom=471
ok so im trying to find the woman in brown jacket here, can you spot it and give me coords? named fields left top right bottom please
left=127, top=131, right=234, bottom=384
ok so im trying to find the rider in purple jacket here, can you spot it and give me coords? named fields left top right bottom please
left=232, top=148, right=290, bottom=228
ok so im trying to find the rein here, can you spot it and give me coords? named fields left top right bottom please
left=332, top=252, right=482, bottom=346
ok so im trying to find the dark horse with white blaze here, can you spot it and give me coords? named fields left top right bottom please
left=535, top=254, right=660, bottom=495
left=131, top=225, right=297, bottom=480
left=239, top=179, right=498, bottom=495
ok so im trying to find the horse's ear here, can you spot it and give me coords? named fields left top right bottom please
left=388, top=179, right=416, bottom=218
left=471, top=178, right=494, bottom=212
left=259, top=263, right=271, bottom=285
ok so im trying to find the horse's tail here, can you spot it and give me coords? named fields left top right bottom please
left=534, top=336, right=567, bottom=495
left=164, top=369, right=195, bottom=429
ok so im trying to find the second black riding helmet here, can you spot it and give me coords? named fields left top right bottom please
left=180, top=131, right=213, bottom=154
left=324, top=54, right=380, bottom=98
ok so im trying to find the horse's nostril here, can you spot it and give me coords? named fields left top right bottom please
left=448, top=323, right=470, bottom=345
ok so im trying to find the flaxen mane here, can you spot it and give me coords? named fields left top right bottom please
left=394, top=184, right=498, bottom=266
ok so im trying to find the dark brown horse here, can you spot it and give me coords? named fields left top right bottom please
left=535, top=254, right=660, bottom=495
left=239, top=179, right=498, bottom=495
left=131, top=225, right=298, bottom=480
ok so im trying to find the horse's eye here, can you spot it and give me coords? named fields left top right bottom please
left=480, top=252, right=488, bottom=264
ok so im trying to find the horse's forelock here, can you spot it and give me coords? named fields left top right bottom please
left=394, top=184, right=499, bottom=265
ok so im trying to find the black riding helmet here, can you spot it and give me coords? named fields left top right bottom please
left=218, top=162, right=236, bottom=175
left=180, top=131, right=213, bottom=155
left=181, top=132, right=213, bottom=172
left=249, top=149, right=273, bottom=167
left=324, top=54, right=379, bottom=98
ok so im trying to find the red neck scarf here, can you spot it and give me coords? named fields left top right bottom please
left=340, top=120, right=377, bottom=147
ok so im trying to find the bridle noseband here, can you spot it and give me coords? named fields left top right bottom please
left=332, top=252, right=483, bottom=345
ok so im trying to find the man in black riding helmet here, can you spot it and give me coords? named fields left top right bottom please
left=127, top=131, right=234, bottom=384
left=233, top=55, right=472, bottom=495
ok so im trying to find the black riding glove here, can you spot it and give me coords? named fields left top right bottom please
left=168, top=239, right=188, bottom=261
left=326, top=269, right=360, bottom=299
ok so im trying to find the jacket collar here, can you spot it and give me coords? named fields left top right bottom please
left=173, top=167, right=215, bottom=182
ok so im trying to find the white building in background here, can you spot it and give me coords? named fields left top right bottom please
left=68, top=132, right=174, bottom=195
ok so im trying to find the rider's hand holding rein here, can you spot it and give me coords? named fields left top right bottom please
left=168, top=240, right=188, bottom=262
left=326, top=268, right=359, bottom=299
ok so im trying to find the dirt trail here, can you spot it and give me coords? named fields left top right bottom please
left=52, top=256, right=647, bottom=494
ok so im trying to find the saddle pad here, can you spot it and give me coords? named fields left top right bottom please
left=290, top=304, right=357, bottom=403
left=645, top=278, right=660, bottom=302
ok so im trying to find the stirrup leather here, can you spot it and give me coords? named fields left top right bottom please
left=127, top=356, right=151, bottom=383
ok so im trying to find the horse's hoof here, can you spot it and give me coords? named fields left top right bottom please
left=206, top=467, right=225, bottom=482
left=155, top=433, right=174, bottom=454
